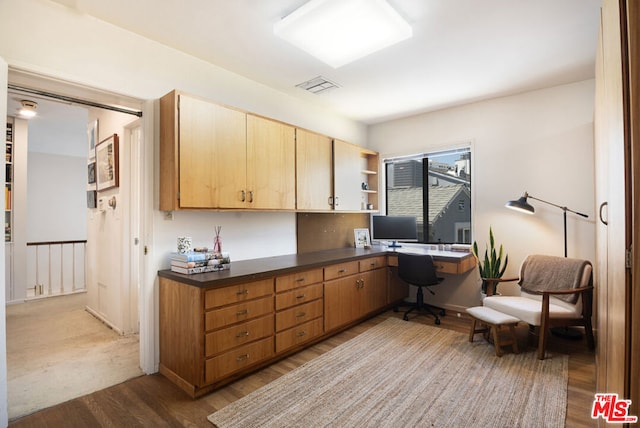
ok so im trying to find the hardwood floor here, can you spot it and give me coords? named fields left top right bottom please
left=9, top=309, right=597, bottom=427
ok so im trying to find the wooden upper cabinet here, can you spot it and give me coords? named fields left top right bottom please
left=159, top=91, right=247, bottom=210
left=333, top=139, right=365, bottom=211
left=159, top=89, right=379, bottom=212
left=296, top=129, right=333, bottom=211
left=246, top=115, right=296, bottom=210
left=180, top=94, right=247, bottom=209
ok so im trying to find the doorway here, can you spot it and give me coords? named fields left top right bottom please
left=4, top=72, right=146, bottom=418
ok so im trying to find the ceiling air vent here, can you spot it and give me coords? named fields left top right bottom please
left=296, top=76, right=340, bottom=94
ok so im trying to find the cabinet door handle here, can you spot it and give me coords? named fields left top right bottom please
left=296, top=312, right=306, bottom=318
left=236, top=354, right=250, bottom=362
left=236, top=289, right=249, bottom=296
left=236, top=309, right=248, bottom=316
left=328, top=196, right=333, bottom=207
left=296, top=294, right=306, bottom=299
left=240, top=190, right=246, bottom=202
left=599, top=201, right=608, bottom=225
left=236, top=331, right=249, bottom=338
left=248, top=191, right=254, bottom=203
left=335, top=196, right=339, bottom=206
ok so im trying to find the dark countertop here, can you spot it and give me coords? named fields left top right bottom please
left=157, top=245, right=473, bottom=288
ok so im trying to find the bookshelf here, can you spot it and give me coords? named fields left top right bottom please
left=6, top=117, right=13, bottom=242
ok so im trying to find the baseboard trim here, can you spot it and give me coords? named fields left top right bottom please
left=85, top=305, right=125, bottom=336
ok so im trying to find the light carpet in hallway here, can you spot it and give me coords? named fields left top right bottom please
left=6, top=293, right=143, bottom=419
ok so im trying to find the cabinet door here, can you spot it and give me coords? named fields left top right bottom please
left=246, top=115, right=296, bottom=209
left=179, top=94, right=247, bottom=208
left=296, top=129, right=333, bottom=211
left=333, top=139, right=363, bottom=211
left=360, top=269, right=387, bottom=315
left=324, top=275, right=360, bottom=332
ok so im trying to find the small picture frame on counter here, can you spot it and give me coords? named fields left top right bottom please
left=354, top=228, right=371, bottom=248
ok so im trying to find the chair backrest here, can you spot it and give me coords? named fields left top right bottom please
left=518, top=254, right=592, bottom=306
left=397, top=253, right=441, bottom=287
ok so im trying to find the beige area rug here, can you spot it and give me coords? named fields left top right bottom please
left=208, top=317, right=568, bottom=428
left=6, top=294, right=143, bottom=419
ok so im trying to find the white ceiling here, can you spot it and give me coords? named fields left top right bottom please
left=44, top=0, right=601, bottom=124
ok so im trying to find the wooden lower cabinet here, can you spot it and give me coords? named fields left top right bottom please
left=159, top=257, right=392, bottom=397
left=324, top=257, right=388, bottom=332
left=159, top=277, right=275, bottom=397
left=274, top=268, right=324, bottom=353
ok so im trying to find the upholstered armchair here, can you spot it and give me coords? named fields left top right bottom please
left=482, top=254, right=595, bottom=360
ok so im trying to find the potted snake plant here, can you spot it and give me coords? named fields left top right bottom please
left=472, top=226, right=508, bottom=297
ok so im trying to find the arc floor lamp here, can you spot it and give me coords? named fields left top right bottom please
left=505, top=192, right=589, bottom=257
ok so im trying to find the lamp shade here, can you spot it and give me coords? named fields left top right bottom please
left=505, top=195, right=535, bottom=214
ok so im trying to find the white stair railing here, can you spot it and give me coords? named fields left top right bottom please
left=26, top=240, right=87, bottom=299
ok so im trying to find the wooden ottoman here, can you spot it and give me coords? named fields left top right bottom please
left=466, top=306, right=520, bottom=357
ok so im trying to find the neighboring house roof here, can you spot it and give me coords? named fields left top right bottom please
left=388, top=184, right=470, bottom=225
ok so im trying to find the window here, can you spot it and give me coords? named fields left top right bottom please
left=384, top=147, right=471, bottom=244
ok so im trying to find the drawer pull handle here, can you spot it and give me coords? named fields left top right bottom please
left=236, top=290, right=249, bottom=296
left=370, top=262, right=376, bottom=266
left=296, top=278, right=305, bottom=282
left=236, top=309, right=248, bottom=316
left=338, top=269, right=346, bottom=273
left=236, top=331, right=249, bottom=338
left=296, top=312, right=306, bottom=318
left=236, top=354, right=250, bottom=362
left=296, top=331, right=307, bottom=338
left=296, top=294, right=306, bottom=299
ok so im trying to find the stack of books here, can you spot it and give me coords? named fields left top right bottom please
left=170, top=251, right=231, bottom=274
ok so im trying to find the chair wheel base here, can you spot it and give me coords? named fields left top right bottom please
left=435, top=318, right=441, bottom=325
left=402, top=315, right=409, bottom=321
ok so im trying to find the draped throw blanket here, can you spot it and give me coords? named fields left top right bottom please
left=519, top=255, right=591, bottom=304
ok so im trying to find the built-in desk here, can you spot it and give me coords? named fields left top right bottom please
left=385, top=247, right=476, bottom=275
left=158, top=245, right=475, bottom=397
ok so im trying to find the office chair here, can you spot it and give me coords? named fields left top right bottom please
left=396, top=253, right=445, bottom=324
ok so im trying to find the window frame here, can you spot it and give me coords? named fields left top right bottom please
left=383, top=146, right=472, bottom=245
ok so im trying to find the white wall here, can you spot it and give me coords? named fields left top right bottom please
left=27, top=153, right=86, bottom=241
left=369, top=80, right=596, bottom=307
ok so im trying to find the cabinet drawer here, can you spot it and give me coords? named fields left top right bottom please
left=275, top=268, right=323, bottom=293
left=324, top=261, right=359, bottom=281
left=205, top=337, right=274, bottom=384
left=359, top=256, right=386, bottom=272
left=275, top=318, right=324, bottom=354
left=205, top=278, right=273, bottom=310
left=205, top=296, right=273, bottom=331
left=275, top=299, right=323, bottom=332
left=275, top=283, right=323, bottom=311
left=205, top=315, right=274, bottom=357
left=432, top=260, right=459, bottom=274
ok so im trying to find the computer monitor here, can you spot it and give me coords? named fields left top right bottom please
left=372, top=216, right=418, bottom=248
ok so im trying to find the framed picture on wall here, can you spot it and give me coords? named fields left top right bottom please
left=87, top=161, right=96, bottom=184
left=96, top=134, right=119, bottom=192
left=87, top=119, right=98, bottom=161
left=87, top=190, right=97, bottom=209
left=354, top=228, right=371, bottom=248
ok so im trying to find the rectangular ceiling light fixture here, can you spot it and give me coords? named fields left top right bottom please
left=274, top=0, right=412, bottom=68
